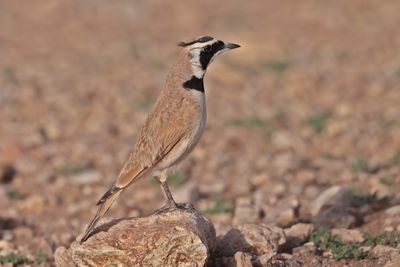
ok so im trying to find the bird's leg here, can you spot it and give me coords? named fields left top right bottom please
left=154, top=170, right=190, bottom=214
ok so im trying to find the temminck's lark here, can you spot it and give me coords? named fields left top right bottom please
left=80, top=36, right=240, bottom=242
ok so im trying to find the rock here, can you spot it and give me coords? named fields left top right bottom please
left=216, top=224, right=286, bottom=257
left=313, top=206, right=357, bottom=229
left=174, top=181, right=202, bottom=204
left=233, top=252, right=253, bottom=267
left=310, top=186, right=361, bottom=229
left=233, top=197, right=258, bottom=225
left=284, top=223, right=314, bottom=248
left=18, top=194, right=46, bottom=214
left=310, top=186, right=349, bottom=216
left=231, top=177, right=251, bottom=196
left=385, top=205, right=400, bottom=215
left=0, top=165, right=17, bottom=184
left=272, top=152, right=302, bottom=175
left=331, top=228, right=364, bottom=243
left=55, top=209, right=216, bottom=267
left=372, top=245, right=398, bottom=258
left=13, top=226, right=34, bottom=241
left=252, top=252, right=275, bottom=266
left=292, top=242, right=316, bottom=256
left=385, top=252, right=400, bottom=267
left=0, top=240, right=12, bottom=250
left=69, top=170, right=101, bottom=185
left=262, top=196, right=300, bottom=226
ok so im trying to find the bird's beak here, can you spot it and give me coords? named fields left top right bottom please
left=224, top=43, right=241, bottom=50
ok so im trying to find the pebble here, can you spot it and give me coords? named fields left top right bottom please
left=331, top=228, right=364, bottom=243
left=372, top=245, right=399, bottom=257
left=217, top=223, right=286, bottom=256
left=69, top=170, right=101, bottom=185
left=284, top=223, right=315, bottom=247
left=313, top=206, right=356, bottom=229
left=292, top=242, right=316, bottom=256
left=385, top=205, right=400, bottom=215
left=233, top=197, right=258, bottom=225
left=310, top=186, right=345, bottom=216
left=233, top=251, right=253, bottom=267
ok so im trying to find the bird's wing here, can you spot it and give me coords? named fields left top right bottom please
left=114, top=116, right=189, bottom=188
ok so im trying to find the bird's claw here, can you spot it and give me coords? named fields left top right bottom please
left=154, top=201, right=193, bottom=215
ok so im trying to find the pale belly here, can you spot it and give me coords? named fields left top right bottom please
left=158, top=92, right=207, bottom=169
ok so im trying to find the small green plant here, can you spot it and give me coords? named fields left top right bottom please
left=351, top=156, right=368, bottom=173
left=391, top=150, right=400, bottom=165
left=349, top=189, right=376, bottom=206
left=167, top=172, right=184, bottom=187
left=7, top=189, right=24, bottom=200
left=229, top=116, right=266, bottom=128
left=59, top=163, right=87, bottom=175
left=0, top=252, right=30, bottom=265
left=379, top=176, right=395, bottom=185
left=309, top=228, right=370, bottom=260
left=364, top=231, right=400, bottom=247
left=263, top=60, right=290, bottom=74
left=307, top=113, right=328, bottom=134
left=35, top=250, right=48, bottom=264
left=204, top=196, right=234, bottom=214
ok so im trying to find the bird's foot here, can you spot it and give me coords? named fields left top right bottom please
left=154, top=201, right=193, bottom=215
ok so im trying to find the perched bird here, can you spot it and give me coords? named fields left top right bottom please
left=80, top=36, right=240, bottom=243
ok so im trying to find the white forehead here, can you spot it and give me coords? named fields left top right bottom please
left=186, top=40, right=217, bottom=49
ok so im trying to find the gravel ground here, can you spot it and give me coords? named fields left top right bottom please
left=1, top=0, right=400, bottom=266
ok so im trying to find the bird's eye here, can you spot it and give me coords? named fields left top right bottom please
left=204, top=45, right=211, bottom=52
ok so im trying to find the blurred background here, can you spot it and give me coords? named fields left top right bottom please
left=1, top=0, right=400, bottom=265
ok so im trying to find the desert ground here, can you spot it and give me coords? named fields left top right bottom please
left=1, top=0, right=400, bottom=266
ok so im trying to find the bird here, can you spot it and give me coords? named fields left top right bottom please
left=80, top=36, right=240, bottom=243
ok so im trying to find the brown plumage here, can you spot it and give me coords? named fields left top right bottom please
left=80, top=36, right=239, bottom=243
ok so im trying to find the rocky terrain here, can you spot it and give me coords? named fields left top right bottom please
left=1, top=0, right=400, bottom=266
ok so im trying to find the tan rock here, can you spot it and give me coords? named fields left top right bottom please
left=252, top=252, right=275, bottom=266
left=233, top=197, right=258, bottom=225
left=385, top=252, right=400, bottom=267
left=217, top=224, right=286, bottom=257
left=372, top=245, right=399, bottom=257
left=331, top=228, right=364, bottom=243
left=385, top=205, right=400, bottom=215
left=55, top=209, right=216, bottom=267
left=311, top=186, right=345, bottom=216
left=284, top=223, right=314, bottom=248
left=234, top=252, right=253, bottom=267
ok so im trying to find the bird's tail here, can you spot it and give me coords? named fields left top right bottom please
left=80, top=185, right=122, bottom=243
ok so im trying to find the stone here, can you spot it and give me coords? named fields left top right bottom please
left=372, top=245, right=399, bottom=257
left=252, top=252, right=275, bottom=266
left=292, top=242, right=316, bottom=256
left=0, top=165, right=17, bottom=184
left=385, top=205, right=400, bottom=215
left=385, top=252, right=400, bottom=267
left=234, top=252, right=253, bottom=267
left=313, top=206, right=356, bottom=229
left=55, top=209, right=216, bottom=267
left=284, top=223, right=314, bottom=248
left=69, top=170, right=102, bottom=185
left=310, top=186, right=349, bottom=216
left=216, top=224, right=286, bottom=257
left=233, top=197, right=258, bottom=225
left=262, top=196, right=300, bottom=226
left=331, top=228, right=364, bottom=243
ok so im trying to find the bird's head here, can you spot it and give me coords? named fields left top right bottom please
left=178, top=36, right=240, bottom=79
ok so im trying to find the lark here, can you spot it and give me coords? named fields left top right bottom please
left=80, top=36, right=240, bottom=242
